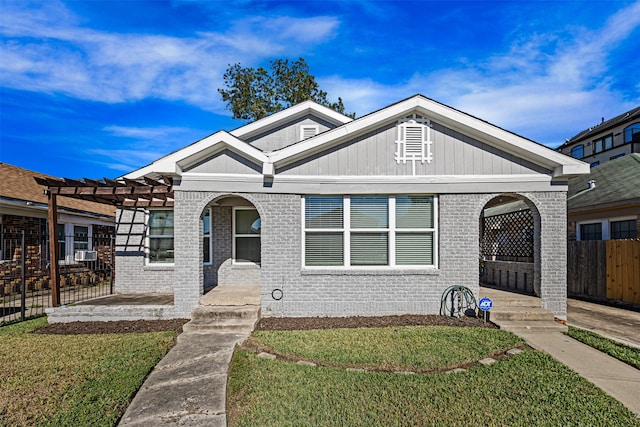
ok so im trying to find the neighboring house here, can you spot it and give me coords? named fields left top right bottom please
left=115, top=95, right=589, bottom=320
left=557, top=106, right=640, bottom=168
left=0, top=163, right=115, bottom=294
left=567, top=154, right=640, bottom=241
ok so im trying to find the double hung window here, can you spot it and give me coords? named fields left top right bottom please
left=148, top=210, right=174, bottom=263
left=234, top=208, right=261, bottom=264
left=304, top=195, right=436, bottom=267
left=202, top=210, right=212, bottom=264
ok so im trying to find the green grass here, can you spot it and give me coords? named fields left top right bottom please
left=248, top=326, right=525, bottom=372
left=567, top=326, right=640, bottom=370
left=0, top=317, right=177, bottom=427
left=229, top=327, right=640, bottom=426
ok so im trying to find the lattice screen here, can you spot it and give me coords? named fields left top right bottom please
left=480, top=209, right=534, bottom=262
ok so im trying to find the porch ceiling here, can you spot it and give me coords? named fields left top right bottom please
left=33, top=175, right=174, bottom=207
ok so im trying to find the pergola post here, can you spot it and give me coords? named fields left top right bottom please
left=47, top=190, right=61, bottom=307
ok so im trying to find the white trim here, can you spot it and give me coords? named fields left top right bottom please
left=182, top=172, right=553, bottom=184
left=122, top=95, right=589, bottom=183
left=302, top=195, right=438, bottom=269
left=202, top=208, right=212, bottom=266
left=576, top=215, right=637, bottom=241
left=269, top=95, right=590, bottom=179
left=123, top=131, right=269, bottom=179
left=232, top=206, right=261, bottom=266
left=230, top=100, right=352, bottom=140
left=145, top=208, right=175, bottom=267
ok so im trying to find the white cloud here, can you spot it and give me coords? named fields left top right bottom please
left=326, top=1, right=640, bottom=147
left=91, top=125, right=210, bottom=172
left=0, top=2, right=339, bottom=112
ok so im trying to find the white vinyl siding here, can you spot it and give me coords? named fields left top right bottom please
left=303, top=195, right=437, bottom=268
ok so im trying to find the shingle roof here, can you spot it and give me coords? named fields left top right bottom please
left=567, top=153, right=640, bottom=211
left=559, top=106, right=640, bottom=149
left=0, top=163, right=115, bottom=218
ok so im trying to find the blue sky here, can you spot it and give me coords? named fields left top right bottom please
left=1, top=0, right=639, bottom=179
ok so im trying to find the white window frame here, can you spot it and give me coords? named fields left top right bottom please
left=57, top=222, right=93, bottom=264
left=202, top=208, right=212, bottom=265
left=145, top=209, right=175, bottom=266
left=300, top=125, right=319, bottom=141
left=232, top=207, right=261, bottom=265
left=302, top=195, right=438, bottom=269
left=576, top=216, right=636, bottom=241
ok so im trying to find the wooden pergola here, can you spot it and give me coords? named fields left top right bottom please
left=33, top=175, right=173, bottom=307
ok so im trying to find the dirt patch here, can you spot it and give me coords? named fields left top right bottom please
left=34, top=319, right=189, bottom=335
left=32, top=315, right=495, bottom=335
left=256, top=315, right=497, bottom=331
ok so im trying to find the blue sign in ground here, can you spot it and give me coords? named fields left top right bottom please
left=478, top=297, right=493, bottom=311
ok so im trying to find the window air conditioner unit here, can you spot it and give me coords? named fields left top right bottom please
left=75, top=250, right=98, bottom=262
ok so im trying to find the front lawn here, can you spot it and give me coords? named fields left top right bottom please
left=0, top=317, right=177, bottom=427
left=228, top=326, right=640, bottom=426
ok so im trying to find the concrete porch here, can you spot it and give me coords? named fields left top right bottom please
left=480, top=286, right=567, bottom=333
left=46, top=292, right=177, bottom=322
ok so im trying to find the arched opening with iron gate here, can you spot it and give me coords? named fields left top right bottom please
left=479, top=194, right=539, bottom=296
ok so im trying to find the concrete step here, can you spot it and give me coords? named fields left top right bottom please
left=183, top=305, right=260, bottom=333
left=182, top=318, right=258, bottom=333
left=497, top=320, right=568, bottom=334
left=190, top=305, right=259, bottom=321
left=490, top=307, right=557, bottom=322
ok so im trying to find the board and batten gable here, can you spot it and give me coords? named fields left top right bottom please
left=277, top=113, right=551, bottom=177
left=182, top=149, right=262, bottom=175
left=243, top=114, right=339, bottom=152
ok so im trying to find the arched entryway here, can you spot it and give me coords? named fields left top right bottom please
left=199, top=195, right=262, bottom=293
left=479, top=194, right=540, bottom=297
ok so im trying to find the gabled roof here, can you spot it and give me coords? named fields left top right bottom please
left=0, top=163, right=115, bottom=218
left=230, top=100, right=353, bottom=141
left=124, top=94, right=589, bottom=181
left=268, top=95, right=588, bottom=178
left=568, top=153, right=640, bottom=211
left=558, top=105, right=640, bottom=149
left=123, top=131, right=269, bottom=179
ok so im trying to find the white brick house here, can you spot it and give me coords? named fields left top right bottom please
left=116, top=95, right=589, bottom=320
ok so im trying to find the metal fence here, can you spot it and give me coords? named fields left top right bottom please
left=0, top=230, right=114, bottom=325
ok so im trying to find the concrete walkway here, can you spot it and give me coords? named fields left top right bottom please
left=482, top=289, right=640, bottom=417
left=119, top=286, right=640, bottom=424
left=118, top=285, right=260, bottom=426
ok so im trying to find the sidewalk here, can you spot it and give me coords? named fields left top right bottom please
left=518, top=331, right=640, bottom=417
left=567, top=298, right=640, bottom=348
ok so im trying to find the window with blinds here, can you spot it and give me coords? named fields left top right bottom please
left=303, top=195, right=437, bottom=267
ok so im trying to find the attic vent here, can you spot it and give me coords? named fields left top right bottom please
left=395, top=115, right=433, bottom=175
left=300, top=125, right=319, bottom=141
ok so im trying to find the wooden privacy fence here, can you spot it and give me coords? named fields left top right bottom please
left=567, top=239, right=640, bottom=304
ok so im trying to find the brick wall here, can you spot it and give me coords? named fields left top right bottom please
left=120, top=190, right=568, bottom=319
left=114, top=208, right=174, bottom=293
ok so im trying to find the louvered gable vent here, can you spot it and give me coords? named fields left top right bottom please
left=395, top=115, right=433, bottom=175
left=300, top=125, right=319, bottom=141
